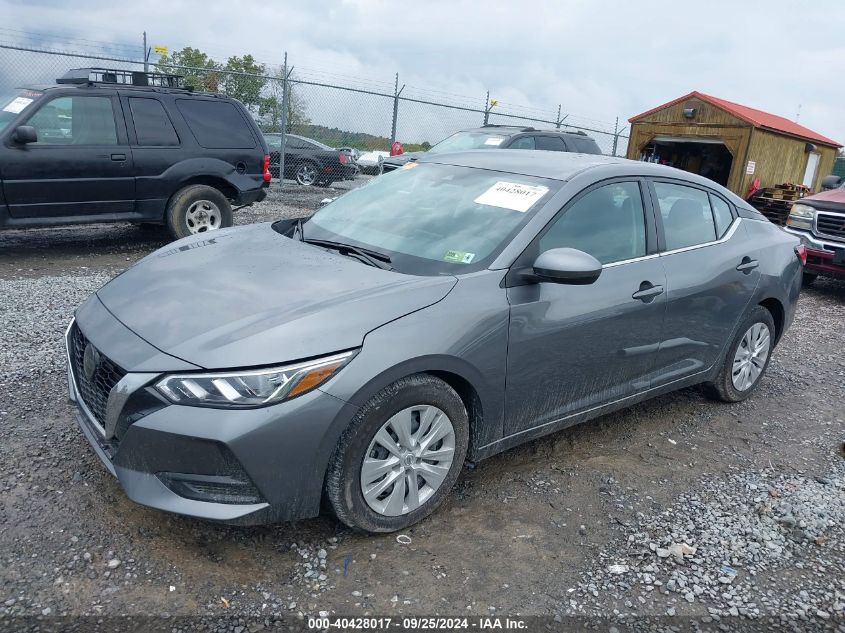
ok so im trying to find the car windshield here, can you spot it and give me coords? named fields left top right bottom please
left=265, top=135, right=282, bottom=150
left=0, top=89, right=42, bottom=133
left=428, top=131, right=509, bottom=154
left=303, top=162, right=560, bottom=275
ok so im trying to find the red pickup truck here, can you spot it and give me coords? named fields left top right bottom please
left=784, top=179, right=845, bottom=285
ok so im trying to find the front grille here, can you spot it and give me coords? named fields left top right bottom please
left=816, top=212, right=845, bottom=240
left=69, top=324, right=126, bottom=428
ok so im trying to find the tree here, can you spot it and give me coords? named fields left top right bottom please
left=220, top=55, right=266, bottom=110
left=156, top=47, right=220, bottom=92
left=257, top=70, right=310, bottom=133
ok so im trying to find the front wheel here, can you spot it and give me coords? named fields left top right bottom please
left=705, top=306, right=775, bottom=402
left=165, top=185, right=232, bottom=240
left=325, top=374, right=469, bottom=533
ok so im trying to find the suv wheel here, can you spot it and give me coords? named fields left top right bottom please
left=295, top=162, right=319, bottom=186
left=325, top=374, right=469, bottom=533
left=166, top=185, right=233, bottom=240
left=705, top=305, right=775, bottom=403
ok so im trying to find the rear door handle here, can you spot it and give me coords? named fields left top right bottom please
left=632, top=282, right=664, bottom=302
left=736, top=257, right=759, bottom=273
left=110, top=153, right=126, bottom=161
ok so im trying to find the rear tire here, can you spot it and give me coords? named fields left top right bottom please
left=295, top=162, right=319, bottom=186
left=165, top=185, right=232, bottom=240
left=705, top=305, right=775, bottom=403
left=325, top=374, right=469, bottom=533
left=802, top=272, right=818, bottom=287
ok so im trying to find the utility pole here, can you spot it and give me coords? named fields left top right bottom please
left=143, top=31, right=148, bottom=71
left=390, top=73, right=405, bottom=144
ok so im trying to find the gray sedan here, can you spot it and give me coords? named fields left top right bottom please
left=67, top=151, right=803, bottom=532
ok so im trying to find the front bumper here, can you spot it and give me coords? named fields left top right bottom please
left=784, top=227, right=845, bottom=279
left=67, top=318, right=358, bottom=525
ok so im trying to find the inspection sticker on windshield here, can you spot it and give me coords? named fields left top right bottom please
left=444, top=250, right=475, bottom=264
left=3, top=97, right=33, bottom=114
left=484, top=137, right=504, bottom=146
left=474, top=181, right=549, bottom=212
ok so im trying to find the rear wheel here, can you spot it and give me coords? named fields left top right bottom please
left=165, top=185, right=232, bottom=240
left=802, top=272, right=818, bottom=287
left=295, top=162, right=319, bottom=186
left=705, top=305, right=775, bottom=402
left=325, top=374, right=469, bottom=533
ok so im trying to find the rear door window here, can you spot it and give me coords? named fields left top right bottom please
left=653, top=182, right=717, bottom=250
left=709, top=194, right=734, bottom=237
left=128, top=97, right=179, bottom=146
left=535, top=136, right=567, bottom=151
left=175, top=99, right=256, bottom=149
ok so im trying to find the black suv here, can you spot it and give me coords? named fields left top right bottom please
left=381, top=124, right=603, bottom=173
left=0, top=68, right=270, bottom=239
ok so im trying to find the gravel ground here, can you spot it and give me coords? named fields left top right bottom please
left=0, top=180, right=843, bottom=631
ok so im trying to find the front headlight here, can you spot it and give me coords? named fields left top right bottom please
left=155, top=350, right=356, bottom=408
left=786, top=203, right=816, bottom=229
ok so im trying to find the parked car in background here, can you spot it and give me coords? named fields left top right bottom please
left=0, top=68, right=270, bottom=239
left=68, top=151, right=802, bottom=532
left=356, top=150, right=390, bottom=175
left=784, top=185, right=845, bottom=284
left=380, top=124, right=603, bottom=173
left=264, top=133, right=358, bottom=186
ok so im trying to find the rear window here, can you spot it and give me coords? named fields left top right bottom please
left=175, top=99, right=256, bottom=149
left=129, top=97, right=179, bottom=146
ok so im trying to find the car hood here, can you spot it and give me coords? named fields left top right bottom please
left=803, top=188, right=845, bottom=208
left=96, top=223, right=457, bottom=369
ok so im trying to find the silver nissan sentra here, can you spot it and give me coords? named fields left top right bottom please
left=67, top=151, right=803, bottom=532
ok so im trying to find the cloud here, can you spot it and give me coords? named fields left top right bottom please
left=1, top=0, right=843, bottom=149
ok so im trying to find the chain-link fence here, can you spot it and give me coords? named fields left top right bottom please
left=0, top=43, right=630, bottom=173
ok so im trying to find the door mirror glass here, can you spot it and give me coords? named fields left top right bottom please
left=11, top=125, right=37, bottom=144
left=532, top=247, right=602, bottom=284
left=821, top=175, right=843, bottom=191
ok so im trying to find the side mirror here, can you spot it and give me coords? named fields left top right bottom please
left=820, top=175, right=843, bottom=191
left=11, top=125, right=37, bottom=144
left=531, top=248, right=602, bottom=285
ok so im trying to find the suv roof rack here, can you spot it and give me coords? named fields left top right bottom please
left=57, top=68, right=184, bottom=89
left=481, top=124, right=537, bottom=132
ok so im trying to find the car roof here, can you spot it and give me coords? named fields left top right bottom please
left=415, top=149, right=750, bottom=201
left=20, top=83, right=223, bottom=98
left=462, top=125, right=592, bottom=138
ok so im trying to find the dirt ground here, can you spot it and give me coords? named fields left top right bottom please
left=0, top=181, right=842, bottom=631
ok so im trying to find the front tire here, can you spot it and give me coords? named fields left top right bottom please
left=705, top=305, right=775, bottom=403
left=325, top=374, right=469, bottom=533
left=165, top=185, right=232, bottom=240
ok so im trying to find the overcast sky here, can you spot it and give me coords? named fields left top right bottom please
left=2, top=0, right=844, bottom=150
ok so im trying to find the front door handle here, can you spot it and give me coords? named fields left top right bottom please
left=736, top=257, right=759, bottom=273
left=632, top=281, right=664, bottom=302
left=110, top=153, right=126, bottom=161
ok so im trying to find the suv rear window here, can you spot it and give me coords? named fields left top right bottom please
left=175, top=99, right=256, bottom=149
left=129, top=97, right=179, bottom=146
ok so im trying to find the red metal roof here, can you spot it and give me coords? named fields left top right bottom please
left=629, top=91, right=841, bottom=147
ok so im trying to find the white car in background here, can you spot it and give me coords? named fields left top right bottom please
left=356, top=150, right=390, bottom=175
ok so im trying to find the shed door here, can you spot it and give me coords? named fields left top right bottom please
left=803, top=153, right=820, bottom=188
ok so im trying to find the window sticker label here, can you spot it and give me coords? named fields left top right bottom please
left=484, top=137, right=505, bottom=146
left=474, top=181, right=549, bottom=212
left=3, top=97, right=33, bottom=114
left=444, top=250, right=475, bottom=264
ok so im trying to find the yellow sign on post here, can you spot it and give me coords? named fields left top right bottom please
left=153, top=45, right=169, bottom=56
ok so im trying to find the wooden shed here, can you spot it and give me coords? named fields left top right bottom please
left=626, top=91, right=841, bottom=197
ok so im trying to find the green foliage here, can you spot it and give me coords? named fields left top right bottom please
left=220, top=55, right=266, bottom=109
left=156, top=47, right=220, bottom=92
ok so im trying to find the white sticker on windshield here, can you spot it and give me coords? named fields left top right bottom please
left=474, top=181, right=549, bottom=212
left=3, top=97, right=33, bottom=114
left=484, top=137, right=504, bottom=146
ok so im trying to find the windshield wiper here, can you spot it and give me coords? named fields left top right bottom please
left=294, top=218, right=304, bottom=241
left=303, top=238, right=394, bottom=271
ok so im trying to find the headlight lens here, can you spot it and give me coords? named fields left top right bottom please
left=787, top=203, right=816, bottom=229
left=155, top=350, right=356, bottom=408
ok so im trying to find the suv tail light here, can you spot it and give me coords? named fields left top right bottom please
left=795, top=244, right=807, bottom=266
left=262, top=154, right=272, bottom=182
left=339, top=152, right=349, bottom=165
